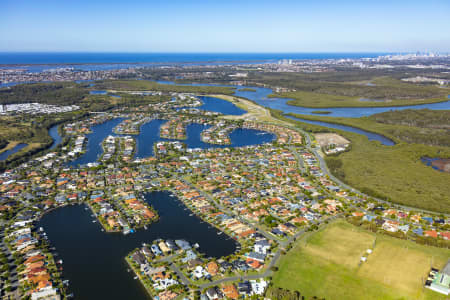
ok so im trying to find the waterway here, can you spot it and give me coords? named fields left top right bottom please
left=49, top=124, right=62, bottom=150
left=285, top=115, right=395, bottom=146
left=70, top=118, right=274, bottom=162
left=68, top=118, right=124, bottom=167
left=198, top=96, right=246, bottom=115
left=0, top=143, right=27, bottom=161
left=39, top=190, right=237, bottom=300
left=156, top=80, right=450, bottom=117
left=155, top=80, right=450, bottom=144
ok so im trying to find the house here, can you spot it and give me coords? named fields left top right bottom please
left=221, top=284, right=239, bottom=299
left=165, top=240, right=178, bottom=251
left=254, top=239, right=270, bottom=255
left=187, top=258, right=203, bottom=269
left=382, top=220, right=399, bottom=232
left=175, top=239, right=191, bottom=251
left=440, top=232, right=450, bottom=240
left=250, top=279, right=268, bottom=295
left=31, top=286, right=60, bottom=300
left=425, top=230, right=438, bottom=238
left=193, top=266, right=207, bottom=279
left=206, top=261, right=219, bottom=276
left=132, top=252, right=146, bottom=266
left=206, top=287, right=220, bottom=300
left=155, top=290, right=178, bottom=300
left=158, top=241, right=170, bottom=253
left=246, top=252, right=266, bottom=263
left=238, top=281, right=251, bottom=296
left=151, top=244, right=162, bottom=256
left=181, top=250, right=197, bottom=263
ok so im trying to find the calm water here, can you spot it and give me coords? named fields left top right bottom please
left=285, top=115, right=395, bottom=146
left=89, top=90, right=108, bottom=95
left=49, top=125, right=62, bottom=150
left=253, top=95, right=450, bottom=118
left=68, top=118, right=123, bottom=167
left=0, top=52, right=387, bottom=65
left=156, top=80, right=450, bottom=144
left=69, top=115, right=274, bottom=163
left=0, top=143, right=27, bottom=161
left=39, top=191, right=237, bottom=300
left=156, top=80, right=450, bottom=117
left=134, top=120, right=274, bottom=158
left=198, top=96, right=246, bottom=115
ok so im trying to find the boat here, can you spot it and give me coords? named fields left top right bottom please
left=144, top=225, right=148, bottom=230
left=92, top=220, right=96, bottom=223
left=217, top=232, right=223, bottom=235
left=123, top=229, right=131, bottom=235
left=189, top=214, right=193, bottom=216
left=134, top=276, right=138, bottom=280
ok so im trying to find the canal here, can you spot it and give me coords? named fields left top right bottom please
left=68, top=117, right=274, bottom=163
left=39, top=191, right=237, bottom=300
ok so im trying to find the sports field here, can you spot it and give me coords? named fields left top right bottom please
left=273, top=220, right=450, bottom=299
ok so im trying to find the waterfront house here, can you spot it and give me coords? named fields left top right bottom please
left=206, top=261, right=219, bottom=276
left=221, top=284, right=238, bottom=299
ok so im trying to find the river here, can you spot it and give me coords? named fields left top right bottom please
left=0, top=143, right=27, bottom=161
left=156, top=80, right=450, bottom=145
left=49, top=124, right=62, bottom=150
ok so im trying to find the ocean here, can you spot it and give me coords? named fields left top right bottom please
left=0, top=52, right=388, bottom=65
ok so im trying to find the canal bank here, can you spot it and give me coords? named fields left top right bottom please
left=38, top=190, right=238, bottom=300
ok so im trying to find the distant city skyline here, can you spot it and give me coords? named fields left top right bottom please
left=1, top=0, right=449, bottom=53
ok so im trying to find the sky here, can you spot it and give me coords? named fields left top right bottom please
left=1, top=0, right=449, bottom=53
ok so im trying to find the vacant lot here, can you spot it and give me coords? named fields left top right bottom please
left=273, top=220, right=450, bottom=300
left=314, top=133, right=350, bottom=148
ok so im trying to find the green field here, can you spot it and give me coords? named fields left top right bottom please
left=251, top=72, right=449, bottom=108
left=288, top=110, right=450, bottom=147
left=238, top=88, right=257, bottom=92
left=94, top=79, right=235, bottom=94
left=272, top=89, right=448, bottom=108
left=273, top=111, right=450, bottom=213
left=273, top=220, right=450, bottom=300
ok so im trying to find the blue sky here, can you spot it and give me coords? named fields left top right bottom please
left=1, top=0, right=449, bottom=52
